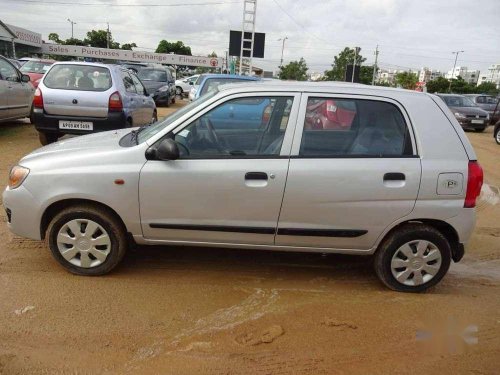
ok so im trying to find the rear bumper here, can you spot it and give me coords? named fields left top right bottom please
left=33, top=109, right=127, bottom=134
left=152, top=91, right=170, bottom=104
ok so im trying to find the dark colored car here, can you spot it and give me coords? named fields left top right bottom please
left=464, top=94, right=500, bottom=125
left=19, top=59, right=56, bottom=88
left=437, top=94, right=489, bottom=132
left=137, top=67, right=176, bottom=107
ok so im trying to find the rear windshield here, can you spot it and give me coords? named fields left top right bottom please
left=138, top=69, right=168, bottom=82
left=20, top=61, right=53, bottom=74
left=44, top=65, right=112, bottom=91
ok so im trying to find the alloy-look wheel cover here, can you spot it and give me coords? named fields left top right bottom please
left=390, top=240, right=442, bottom=286
left=57, top=219, right=111, bottom=268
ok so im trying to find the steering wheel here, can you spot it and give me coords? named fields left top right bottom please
left=203, top=118, right=227, bottom=153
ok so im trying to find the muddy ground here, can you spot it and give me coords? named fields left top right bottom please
left=0, top=103, right=499, bottom=374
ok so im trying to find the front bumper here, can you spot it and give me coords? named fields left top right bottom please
left=3, top=185, right=43, bottom=240
left=33, top=110, right=127, bottom=135
left=456, top=118, right=487, bottom=130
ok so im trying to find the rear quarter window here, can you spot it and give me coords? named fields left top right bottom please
left=44, top=65, right=112, bottom=91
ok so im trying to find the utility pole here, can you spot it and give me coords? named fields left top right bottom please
left=372, top=45, right=379, bottom=85
left=67, top=18, right=76, bottom=39
left=448, top=50, right=464, bottom=92
left=278, top=36, right=288, bottom=68
left=106, top=22, right=110, bottom=49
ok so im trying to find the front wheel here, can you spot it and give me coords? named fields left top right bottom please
left=495, top=127, right=500, bottom=145
left=47, top=204, right=128, bottom=276
left=38, top=131, right=59, bottom=145
left=176, top=86, right=182, bottom=96
left=374, top=224, right=451, bottom=292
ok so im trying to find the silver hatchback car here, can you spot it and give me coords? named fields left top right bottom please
left=3, top=82, right=483, bottom=292
left=32, top=62, right=157, bottom=145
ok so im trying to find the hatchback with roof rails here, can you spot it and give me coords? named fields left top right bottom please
left=3, top=81, right=483, bottom=292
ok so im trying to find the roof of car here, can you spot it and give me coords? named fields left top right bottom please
left=217, top=80, right=430, bottom=97
left=200, top=74, right=259, bottom=81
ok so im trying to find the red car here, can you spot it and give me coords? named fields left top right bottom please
left=19, top=59, right=55, bottom=88
left=305, top=98, right=357, bottom=130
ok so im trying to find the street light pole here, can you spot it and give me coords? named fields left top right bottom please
left=449, top=50, right=464, bottom=92
left=278, top=36, right=288, bottom=68
left=352, top=46, right=360, bottom=83
left=67, top=18, right=76, bottom=39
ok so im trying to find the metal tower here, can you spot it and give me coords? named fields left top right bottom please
left=239, top=0, right=257, bottom=75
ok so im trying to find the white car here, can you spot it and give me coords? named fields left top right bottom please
left=3, top=81, right=482, bottom=292
left=175, top=74, right=199, bottom=97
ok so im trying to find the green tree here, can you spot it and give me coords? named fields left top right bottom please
left=121, top=42, right=137, bottom=50
left=394, top=71, right=418, bottom=90
left=48, top=33, right=61, bottom=43
left=155, top=40, right=192, bottom=55
left=450, top=76, right=475, bottom=94
left=475, top=82, right=499, bottom=95
left=84, top=29, right=120, bottom=49
left=278, top=57, right=308, bottom=81
left=323, top=47, right=366, bottom=81
left=425, top=76, right=450, bottom=93
left=359, top=65, right=374, bottom=85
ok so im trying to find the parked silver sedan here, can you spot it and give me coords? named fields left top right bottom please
left=0, top=55, right=34, bottom=122
left=3, top=81, right=482, bottom=292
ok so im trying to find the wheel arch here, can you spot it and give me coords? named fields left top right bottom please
left=377, top=219, right=462, bottom=262
left=40, top=198, right=128, bottom=240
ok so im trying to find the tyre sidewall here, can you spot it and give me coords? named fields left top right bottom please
left=375, top=226, right=452, bottom=292
left=48, top=208, right=125, bottom=276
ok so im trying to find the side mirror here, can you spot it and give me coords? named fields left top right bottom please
left=21, top=74, right=30, bottom=83
left=189, top=81, right=194, bottom=85
left=156, top=138, right=180, bottom=160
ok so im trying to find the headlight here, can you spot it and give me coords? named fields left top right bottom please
left=8, top=166, right=30, bottom=189
left=454, top=112, right=466, bottom=119
left=157, top=85, right=170, bottom=92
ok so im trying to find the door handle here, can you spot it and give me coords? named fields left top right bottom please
left=384, top=172, right=405, bottom=181
left=245, top=172, right=268, bottom=180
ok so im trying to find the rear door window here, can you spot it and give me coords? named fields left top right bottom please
left=44, top=65, right=112, bottom=91
left=299, top=97, right=413, bottom=157
left=121, top=70, right=136, bottom=93
left=130, top=74, right=145, bottom=95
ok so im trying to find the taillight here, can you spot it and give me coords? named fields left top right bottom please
left=464, top=161, right=483, bottom=208
left=108, top=91, right=123, bottom=112
left=262, top=104, right=272, bottom=125
left=33, top=87, right=43, bottom=108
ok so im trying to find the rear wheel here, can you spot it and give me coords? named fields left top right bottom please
left=126, top=118, right=133, bottom=127
left=495, top=126, right=500, bottom=145
left=374, top=224, right=451, bottom=292
left=38, top=131, right=59, bottom=145
left=47, top=204, right=128, bottom=276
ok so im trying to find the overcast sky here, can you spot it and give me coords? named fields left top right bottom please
left=2, top=0, right=500, bottom=74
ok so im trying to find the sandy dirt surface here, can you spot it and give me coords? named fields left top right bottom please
left=0, top=104, right=499, bottom=374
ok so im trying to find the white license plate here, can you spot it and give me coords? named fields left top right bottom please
left=59, top=120, right=93, bottom=130
left=471, top=119, right=484, bottom=124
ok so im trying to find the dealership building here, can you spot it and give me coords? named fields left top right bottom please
left=0, top=20, right=43, bottom=58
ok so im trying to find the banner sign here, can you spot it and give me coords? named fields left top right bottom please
left=40, top=44, right=223, bottom=68
left=6, top=24, right=42, bottom=47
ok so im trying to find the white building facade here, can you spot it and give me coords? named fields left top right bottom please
left=418, top=67, right=443, bottom=83
left=477, top=63, right=500, bottom=88
left=445, top=66, right=480, bottom=84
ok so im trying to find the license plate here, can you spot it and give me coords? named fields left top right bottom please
left=59, top=120, right=93, bottom=130
left=471, top=119, right=484, bottom=124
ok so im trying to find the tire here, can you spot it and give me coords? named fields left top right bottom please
left=374, top=224, right=451, bottom=293
left=165, top=94, right=170, bottom=107
left=46, top=204, right=128, bottom=276
left=474, top=127, right=486, bottom=133
left=38, top=131, right=59, bottom=146
left=176, top=86, right=182, bottom=96
left=29, top=105, right=34, bottom=124
left=151, top=110, right=158, bottom=124
left=494, top=127, right=500, bottom=145
left=171, top=96, right=176, bottom=105
left=126, top=118, right=133, bottom=128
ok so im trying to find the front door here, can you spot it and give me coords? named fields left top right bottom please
left=0, top=58, right=31, bottom=119
left=139, top=93, right=299, bottom=245
left=276, top=94, right=421, bottom=250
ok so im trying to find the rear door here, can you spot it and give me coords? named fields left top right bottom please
left=42, top=64, right=112, bottom=118
left=119, top=70, right=142, bottom=125
left=276, top=94, right=421, bottom=251
left=130, top=73, right=152, bottom=125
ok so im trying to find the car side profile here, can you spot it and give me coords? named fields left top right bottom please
left=32, top=62, right=157, bottom=145
left=3, top=82, right=483, bottom=292
left=0, top=55, right=35, bottom=122
left=175, top=74, right=199, bottom=97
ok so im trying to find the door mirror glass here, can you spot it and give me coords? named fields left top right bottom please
left=189, top=81, right=194, bottom=85
left=156, top=138, right=180, bottom=160
left=21, top=74, right=30, bottom=83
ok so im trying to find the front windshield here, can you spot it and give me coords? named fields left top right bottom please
left=137, top=90, right=218, bottom=144
left=20, top=61, right=52, bottom=74
left=138, top=69, right=167, bottom=82
left=442, top=95, right=477, bottom=107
